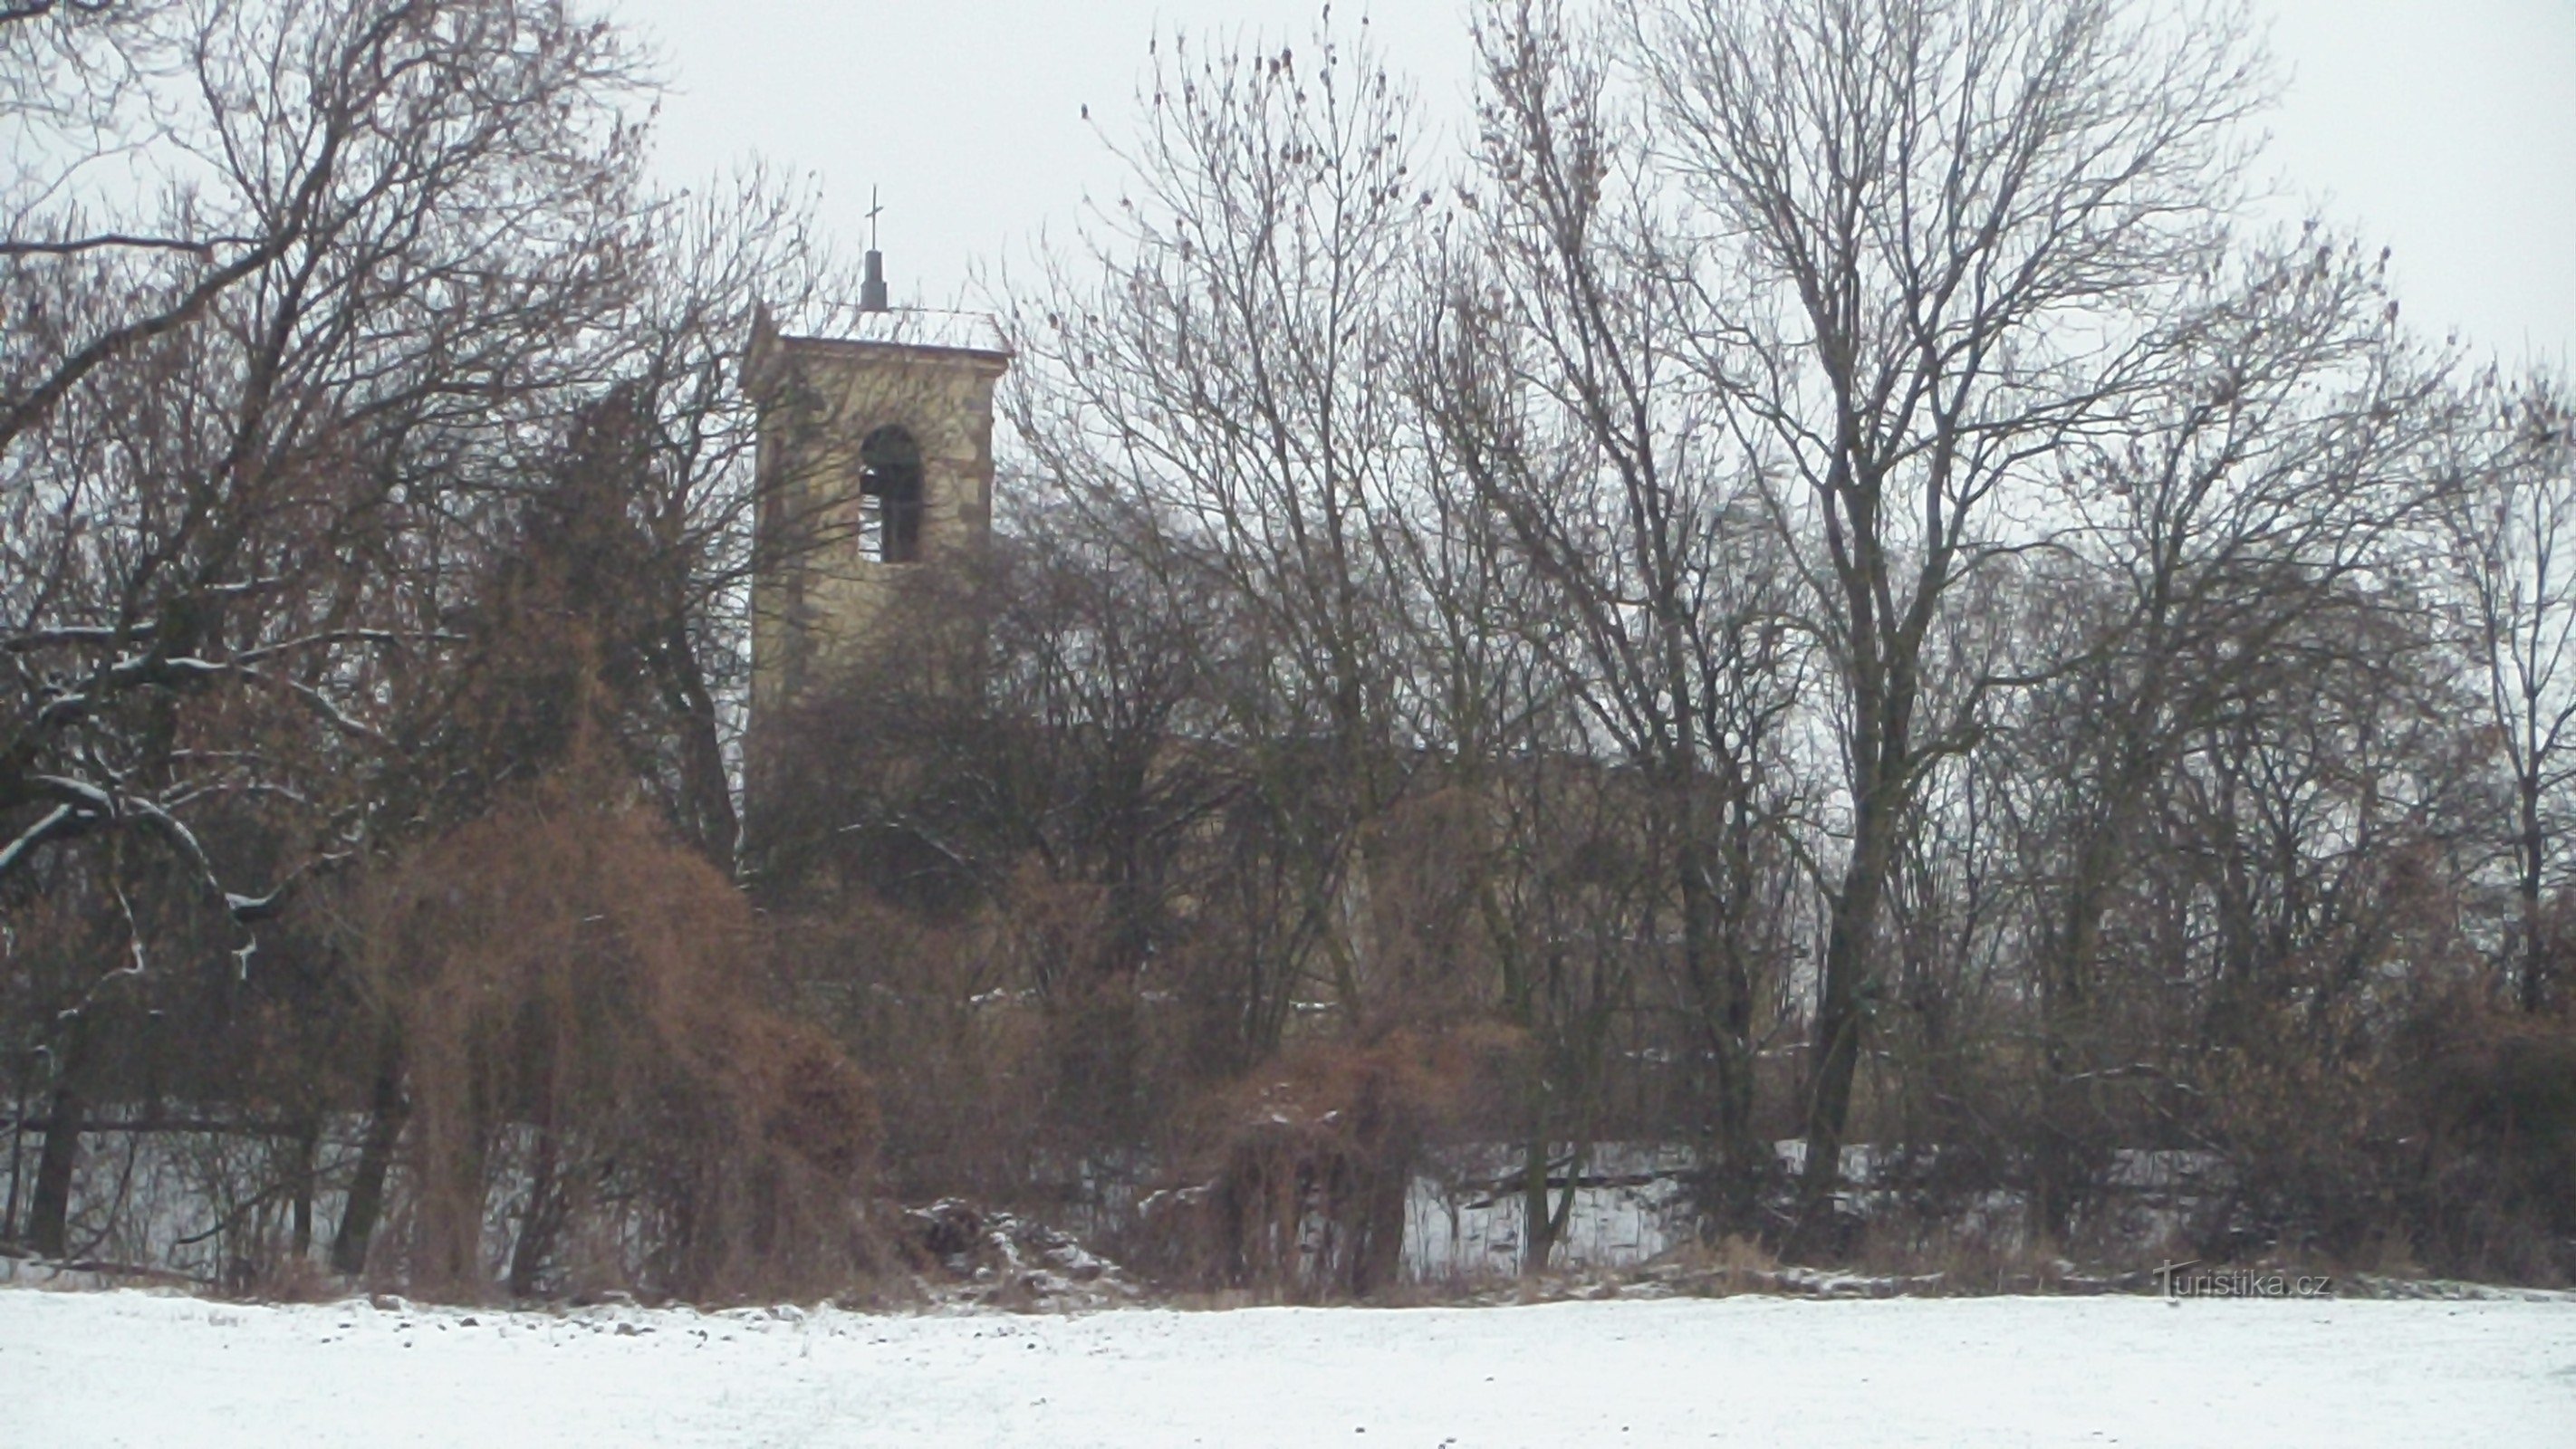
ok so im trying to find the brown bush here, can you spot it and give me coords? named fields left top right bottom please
left=766, top=891, right=1061, bottom=1205
left=352, top=792, right=883, bottom=1302
left=2170, top=983, right=2576, bottom=1286
left=1138, top=1026, right=1515, bottom=1300
left=2400, top=993, right=2576, bottom=1282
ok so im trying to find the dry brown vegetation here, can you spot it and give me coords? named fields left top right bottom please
left=352, top=792, right=879, bottom=1301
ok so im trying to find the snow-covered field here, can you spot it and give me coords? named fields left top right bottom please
left=3, top=1286, right=2571, bottom=1446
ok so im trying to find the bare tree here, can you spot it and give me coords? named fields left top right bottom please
left=2021, top=233, right=2459, bottom=1231
left=1004, top=15, right=1433, bottom=1053
left=3, top=0, right=644, bottom=913
left=1634, top=0, right=2269, bottom=1227
left=2447, top=371, right=2576, bottom=1012
left=1418, top=0, right=1811, bottom=1244
left=2, top=0, right=646, bottom=1260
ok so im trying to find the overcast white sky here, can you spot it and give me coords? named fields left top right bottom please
left=610, top=0, right=2575, bottom=369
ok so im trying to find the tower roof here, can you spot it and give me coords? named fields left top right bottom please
left=831, top=307, right=1010, bottom=356
left=744, top=303, right=1012, bottom=395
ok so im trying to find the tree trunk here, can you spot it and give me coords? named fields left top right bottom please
left=25, top=1085, right=83, bottom=1260
left=1800, top=781, right=1897, bottom=1234
left=505, top=1122, right=562, bottom=1300
left=331, top=1031, right=407, bottom=1277
left=5, top=1041, right=35, bottom=1243
left=1518, top=1134, right=1554, bottom=1275
left=289, top=1114, right=320, bottom=1261
left=1680, top=823, right=1759, bottom=1228
left=2520, top=772, right=2547, bottom=1012
left=25, top=1017, right=91, bottom=1259
left=1352, top=1153, right=1410, bottom=1300
left=2034, top=836, right=2116, bottom=1244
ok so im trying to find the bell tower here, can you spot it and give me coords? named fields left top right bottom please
left=741, top=238, right=1011, bottom=792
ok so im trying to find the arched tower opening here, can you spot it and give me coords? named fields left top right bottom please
left=860, top=424, right=925, bottom=563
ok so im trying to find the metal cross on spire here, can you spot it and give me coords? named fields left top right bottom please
left=860, top=186, right=889, bottom=312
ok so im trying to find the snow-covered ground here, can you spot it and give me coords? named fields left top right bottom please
left=4, top=1287, right=2571, bottom=1445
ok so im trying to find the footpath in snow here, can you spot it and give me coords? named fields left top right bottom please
left=1, top=1286, right=2571, bottom=1446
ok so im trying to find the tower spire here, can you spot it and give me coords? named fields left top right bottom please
left=860, top=186, right=889, bottom=312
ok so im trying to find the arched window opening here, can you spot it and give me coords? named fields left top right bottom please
left=859, top=425, right=924, bottom=563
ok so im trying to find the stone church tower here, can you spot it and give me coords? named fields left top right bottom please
left=741, top=248, right=1011, bottom=809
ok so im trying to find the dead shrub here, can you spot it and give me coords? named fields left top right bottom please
left=356, top=792, right=883, bottom=1303
left=2187, top=993, right=2405, bottom=1267
left=2399, top=993, right=2576, bottom=1282
left=2176, top=983, right=2576, bottom=1285
left=1138, top=1026, right=1509, bottom=1301
left=769, top=894, right=1056, bottom=1204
